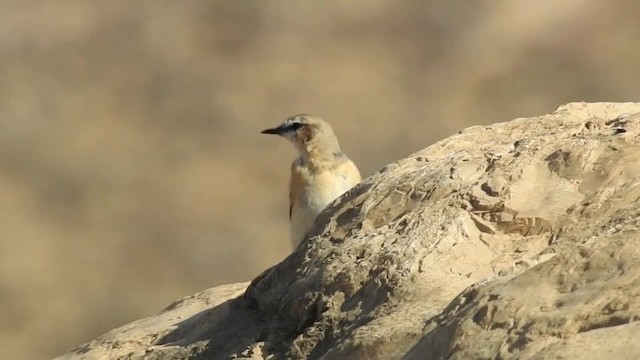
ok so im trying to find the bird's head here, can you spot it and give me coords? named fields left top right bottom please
left=261, top=114, right=342, bottom=160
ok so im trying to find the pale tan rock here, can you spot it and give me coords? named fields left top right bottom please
left=58, top=102, right=640, bottom=359
left=56, top=282, right=250, bottom=360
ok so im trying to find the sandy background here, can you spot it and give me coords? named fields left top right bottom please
left=0, top=1, right=638, bottom=359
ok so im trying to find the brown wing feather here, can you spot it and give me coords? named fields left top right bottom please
left=289, top=158, right=303, bottom=220
left=289, top=188, right=293, bottom=219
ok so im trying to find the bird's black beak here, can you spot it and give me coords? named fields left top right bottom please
left=261, top=124, right=286, bottom=135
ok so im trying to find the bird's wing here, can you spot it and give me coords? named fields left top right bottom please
left=289, top=186, right=293, bottom=219
left=289, top=158, right=304, bottom=220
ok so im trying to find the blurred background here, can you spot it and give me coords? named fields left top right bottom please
left=1, top=1, right=638, bottom=359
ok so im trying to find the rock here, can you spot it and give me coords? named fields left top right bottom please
left=57, top=102, right=640, bottom=360
left=56, top=282, right=251, bottom=360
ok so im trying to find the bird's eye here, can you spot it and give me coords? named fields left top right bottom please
left=289, top=122, right=304, bottom=131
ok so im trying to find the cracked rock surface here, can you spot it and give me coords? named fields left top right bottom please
left=58, top=102, right=640, bottom=359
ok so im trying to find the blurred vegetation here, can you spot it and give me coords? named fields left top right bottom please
left=0, top=1, right=638, bottom=359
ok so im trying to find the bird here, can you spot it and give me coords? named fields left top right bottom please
left=261, top=114, right=361, bottom=249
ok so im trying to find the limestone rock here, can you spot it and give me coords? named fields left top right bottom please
left=58, top=102, right=640, bottom=359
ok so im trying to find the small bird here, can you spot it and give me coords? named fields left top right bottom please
left=262, top=114, right=361, bottom=249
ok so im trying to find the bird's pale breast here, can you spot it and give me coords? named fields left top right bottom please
left=289, top=159, right=360, bottom=248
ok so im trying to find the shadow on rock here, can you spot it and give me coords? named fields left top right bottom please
left=155, top=296, right=262, bottom=360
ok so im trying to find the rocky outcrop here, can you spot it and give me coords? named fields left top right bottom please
left=58, top=102, right=640, bottom=360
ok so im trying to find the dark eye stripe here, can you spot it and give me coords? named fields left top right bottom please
left=289, top=122, right=304, bottom=131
